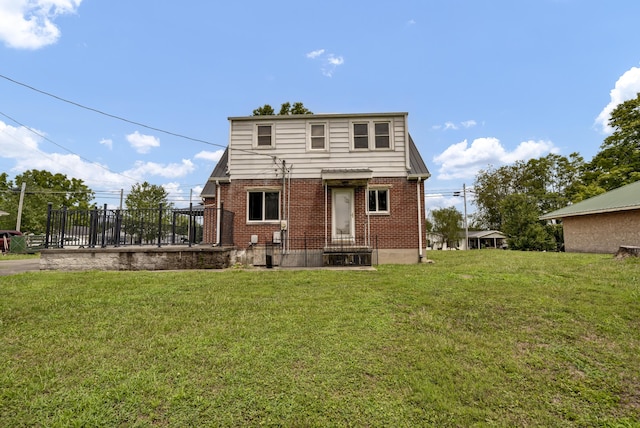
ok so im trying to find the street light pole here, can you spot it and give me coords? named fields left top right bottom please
left=16, top=182, right=26, bottom=232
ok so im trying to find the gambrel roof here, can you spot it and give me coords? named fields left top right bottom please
left=540, top=180, right=640, bottom=220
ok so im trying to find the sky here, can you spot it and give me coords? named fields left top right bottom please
left=1, top=0, right=640, bottom=213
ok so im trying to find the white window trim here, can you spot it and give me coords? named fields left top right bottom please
left=351, top=121, right=370, bottom=151
left=349, top=119, right=394, bottom=151
left=366, top=187, right=390, bottom=215
left=373, top=121, right=392, bottom=150
left=306, top=121, right=328, bottom=151
left=246, top=188, right=281, bottom=223
left=253, top=123, right=275, bottom=148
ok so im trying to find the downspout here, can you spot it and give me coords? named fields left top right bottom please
left=215, top=180, right=221, bottom=246
left=417, top=177, right=424, bottom=261
left=281, top=160, right=286, bottom=255
left=324, top=182, right=328, bottom=248
left=366, top=182, right=370, bottom=247
left=287, top=164, right=292, bottom=253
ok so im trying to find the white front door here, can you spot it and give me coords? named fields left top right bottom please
left=332, top=188, right=354, bottom=241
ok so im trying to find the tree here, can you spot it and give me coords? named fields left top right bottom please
left=252, top=104, right=275, bottom=116
left=124, top=182, right=173, bottom=244
left=125, top=182, right=172, bottom=210
left=500, top=194, right=556, bottom=251
left=473, top=153, right=583, bottom=230
left=430, top=206, right=463, bottom=248
left=253, top=102, right=312, bottom=116
left=581, top=92, right=640, bottom=192
left=0, top=170, right=94, bottom=233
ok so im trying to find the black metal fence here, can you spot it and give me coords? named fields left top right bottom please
left=45, top=203, right=205, bottom=249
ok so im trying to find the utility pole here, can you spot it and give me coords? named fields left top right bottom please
left=463, top=183, right=469, bottom=250
left=16, top=182, right=26, bottom=232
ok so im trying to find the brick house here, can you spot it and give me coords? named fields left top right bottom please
left=200, top=112, right=431, bottom=265
left=540, top=180, right=640, bottom=253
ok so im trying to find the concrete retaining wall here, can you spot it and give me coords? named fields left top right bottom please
left=40, top=246, right=234, bottom=271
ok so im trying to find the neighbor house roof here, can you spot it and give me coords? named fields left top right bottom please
left=540, top=180, right=640, bottom=220
left=467, top=230, right=507, bottom=239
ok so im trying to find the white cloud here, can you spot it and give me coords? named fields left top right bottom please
left=407, top=19, right=416, bottom=26
left=99, top=138, right=113, bottom=150
left=126, top=131, right=160, bottom=154
left=434, top=120, right=478, bottom=131
left=306, top=48, right=345, bottom=77
left=161, top=182, right=205, bottom=207
left=0, top=121, right=41, bottom=158
left=595, top=66, right=640, bottom=134
left=194, top=149, right=224, bottom=162
left=306, top=49, right=325, bottom=59
left=433, top=137, right=558, bottom=180
left=0, top=0, right=82, bottom=49
left=0, top=120, right=198, bottom=193
left=125, top=159, right=195, bottom=179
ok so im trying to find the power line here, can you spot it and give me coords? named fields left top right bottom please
left=0, top=72, right=276, bottom=159
left=0, top=110, right=140, bottom=185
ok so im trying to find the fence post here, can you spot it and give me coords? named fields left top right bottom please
left=89, top=208, right=96, bottom=248
left=60, top=206, right=67, bottom=249
left=45, top=203, right=53, bottom=249
left=157, top=203, right=163, bottom=247
left=171, top=211, right=177, bottom=245
left=219, top=202, right=224, bottom=247
left=188, top=202, right=193, bottom=248
left=101, top=204, right=108, bottom=248
left=115, top=209, right=121, bottom=247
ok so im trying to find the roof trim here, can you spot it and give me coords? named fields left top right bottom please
left=540, top=180, right=640, bottom=220
left=228, top=112, right=408, bottom=121
left=540, top=204, right=640, bottom=220
left=407, top=134, right=431, bottom=180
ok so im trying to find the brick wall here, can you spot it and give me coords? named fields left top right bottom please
left=202, top=178, right=427, bottom=251
left=563, top=209, right=640, bottom=253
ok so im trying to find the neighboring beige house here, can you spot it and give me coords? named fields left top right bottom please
left=466, top=230, right=507, bottom=249
left=540, top=180, right=640, bottom=253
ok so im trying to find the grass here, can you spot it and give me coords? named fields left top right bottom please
left=1, top=251, right=639, bottom=426
left=0, top=252, right=40, bottom=260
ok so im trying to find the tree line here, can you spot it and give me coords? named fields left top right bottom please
left=429, top=92, right=640, bottom=251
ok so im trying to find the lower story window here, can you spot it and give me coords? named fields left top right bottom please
left=248, top=191, right=280, bottom=221
left=368, top=189, right=389, bottom=213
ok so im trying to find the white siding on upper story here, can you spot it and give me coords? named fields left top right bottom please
left=227, top=114, right=410, bottom=180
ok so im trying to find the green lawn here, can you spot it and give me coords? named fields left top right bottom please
left=1, top=251, right=639, bottom=426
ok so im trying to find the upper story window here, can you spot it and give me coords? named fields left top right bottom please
left=374, top=122, right=390, bottom=149
left=248, top=190, right=280, bottom=222
left=309, top=123, right=326, bottom=150
left=256, top=124, right=273, bottom=147
left=352, top=120, right=393, bottom=150
left=353, top=123, right=369, bottom=149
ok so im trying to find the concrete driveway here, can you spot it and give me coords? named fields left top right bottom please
left=0, top=258, right=41, bottom=276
